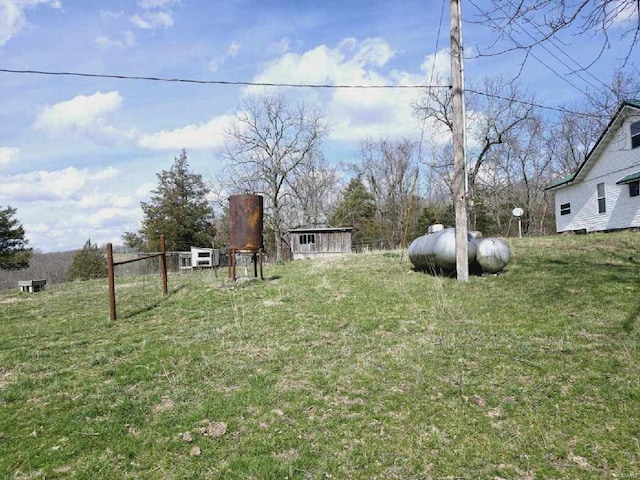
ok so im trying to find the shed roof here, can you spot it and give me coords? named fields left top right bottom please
left=289, top=227, right=353, bottom=233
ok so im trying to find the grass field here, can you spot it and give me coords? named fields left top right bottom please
left=1, top=233, right=639, bottom=479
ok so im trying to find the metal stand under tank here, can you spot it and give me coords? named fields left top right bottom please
left=228, top=194, right=265, bottom=281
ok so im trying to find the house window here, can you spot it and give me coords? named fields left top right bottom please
left=630, top=181, right=640, bottom=197
left=299, top=234, right=316, bottom=245
left=560, top=203, right=571, bottom=215
left=597, top=182, right=606, bottom=213
left=632, top=121, right=640, bottom=149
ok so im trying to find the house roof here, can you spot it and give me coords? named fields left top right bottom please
left=616, top=171, right=640, bottom=184
left=546, top=173, right=576, bottom=190
left=545, top=100, right=640, bottom=191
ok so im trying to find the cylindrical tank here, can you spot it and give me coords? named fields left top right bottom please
left=432, top=228, right=477, bottom=270
left=474, top=238, right=511, bottom=273
left=408, top=228, right=477, bottom=272
left=408, top=229, right=441, bottom=270
left=229, top=194, right=264, bottom=250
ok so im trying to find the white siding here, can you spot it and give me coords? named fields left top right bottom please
left=554, top=113, right=640, bottom=232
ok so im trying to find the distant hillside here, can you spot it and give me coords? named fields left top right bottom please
left=0, top=250, right=205, bottom=291
left=0, top=250, right=76, bottom=291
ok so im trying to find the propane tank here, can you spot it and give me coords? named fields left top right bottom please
left=409, top=228, right=511, bottom=274
left=474, top=238, right=511, bottom=273
left=408, top=228, right=477, bottom=272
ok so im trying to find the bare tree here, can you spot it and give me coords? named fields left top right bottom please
left=477, top=114, right=556, bottom=236
left=474, top=1, right=639, bottom=66
left=549, top=69, right=640, bottom=175
left=415, top=76, right=538, bottom=230
left=352, top=138, right=420, bottom=248
left=287, top=155, right=342, bottom=227
left=223, top=95, right=326, bottom=260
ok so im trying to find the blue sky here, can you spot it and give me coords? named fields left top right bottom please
left=0, top=0, right=637, bottom=252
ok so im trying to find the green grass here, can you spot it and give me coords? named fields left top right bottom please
left=1, top=232, right=639, bottom=479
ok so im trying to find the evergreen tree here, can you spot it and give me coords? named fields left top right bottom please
left=123, top=150, right=216, bottom=252
left=329, top=178, right=381, bottom=250
left=67, top=239, right=107, bottom=281
left=0, top=205, right=32, bottom=270
left=411, top=202, right=451, bottom=239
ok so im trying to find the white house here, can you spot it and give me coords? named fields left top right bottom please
left=546, top=100, right=640, bottom=233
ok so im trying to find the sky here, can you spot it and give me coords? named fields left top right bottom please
left=0, top=0, right=637, bottom=252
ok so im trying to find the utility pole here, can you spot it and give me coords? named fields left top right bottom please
left=450, top=0, right=469, bottom=282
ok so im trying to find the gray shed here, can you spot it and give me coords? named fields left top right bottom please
left=289, top=227, right=353, bottom=260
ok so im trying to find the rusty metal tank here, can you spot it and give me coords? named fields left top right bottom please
left=229, top=194, right=264, bottom=250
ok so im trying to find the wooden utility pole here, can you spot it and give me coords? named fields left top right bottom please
left=450, top=0, right=469, bottom=282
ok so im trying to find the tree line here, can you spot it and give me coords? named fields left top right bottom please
left=125, top=70, right=638, bottom=260
left=2, top=69, right=638, bottom=272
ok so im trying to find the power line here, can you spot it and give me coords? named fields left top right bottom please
left=496, top=0, right=616, bottom=97
left=0, top=66, right=609, bottom=118
left=466, top=88, right=605, bottom=117
left=418, top=0, right=448, bottom=163
left=0, top=67, right=445, bottom=89
left=466, top=0, right=594, bottom=99
left=428, top=0, right=448, bottom=87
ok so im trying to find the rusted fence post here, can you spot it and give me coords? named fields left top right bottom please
left=160, top=234, right=168, bottom=295
left=107, top=243, right=117, bottom=321
left=106, top=235, right=169, bottom=321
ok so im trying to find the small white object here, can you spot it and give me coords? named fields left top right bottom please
left=512, top=207, right=524, bottom=217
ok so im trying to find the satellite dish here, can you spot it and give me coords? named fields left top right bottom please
left=512, top=207, right=524, bottom=217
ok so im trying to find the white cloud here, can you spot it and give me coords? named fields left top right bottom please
left=79, top=192, right=133, bottom=209
left=35, top=91, right=122, bottom=131
left=130, top=11, right=173, bottom=29
left=267, top=37, right=290, bottom=55
left=610, top=0, right=639, bottom=26
left=6, top=165, right=144, bottom=251
left=25, top=204, right=143, bottom=250
left=34, top=91, right=133, bottom=143
left=95, top=31, right=135, bottom=48
left=26, top=222, right=49, bottom=233
left=248, top=38, right=445, bottom=142
left=0, top=0, right=61, bottom=46
left=0, top=146, right=19, bottom=168
left=134, top=182, right=155, bottom=198
left=137, top=0, right=178, bottom=8
left=228, top=41, right=240, bottom=57
left=420, top=49, right=450, bottom=82
left=209, top=40, right=241, bottom=73
left=0, top=166, right=118, bottom=202
left=99, top=10, right=124, bottom=19
left=129, top=0, right=177, bottom=29
left=138, top=114, right=235, bottom=150
left=84, top=207, right=139, bottom=227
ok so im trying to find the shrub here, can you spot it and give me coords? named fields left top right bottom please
left=67, top=239, right=107, bottom=281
